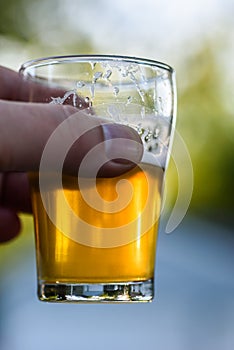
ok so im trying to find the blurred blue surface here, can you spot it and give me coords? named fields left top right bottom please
left=0, top=215, right=233, bottom=350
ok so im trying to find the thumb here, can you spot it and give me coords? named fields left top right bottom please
left=0, top=101, right=143, bottom=176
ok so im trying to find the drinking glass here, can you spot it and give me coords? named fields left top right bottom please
left=19, top=55, right=176, bottom=302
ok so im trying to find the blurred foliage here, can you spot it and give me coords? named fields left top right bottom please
left=0, top=0, right=30, bottom=41
left=0, top=215, right=33, bottom=273
left=0, top=0, right=94, bottom=57
left=167, top=43, right=234, bottom=226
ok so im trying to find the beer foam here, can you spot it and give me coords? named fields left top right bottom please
left=49, top=60, right=172, bottom=169
left=141, top=150, right=166, bottom=169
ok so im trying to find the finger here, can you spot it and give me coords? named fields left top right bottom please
left=0, top=101, right=143, bottom=176
left=0, top=100, right=73, bottom=171
left=0, top=65, right=54, bottom=102
left=0, top=66, right=87, bottom=107
left=0, top=173, right=31, bottom=213
left=0, top=66, right=22, bottom=100
left=0, top=207, right=21, bottom=243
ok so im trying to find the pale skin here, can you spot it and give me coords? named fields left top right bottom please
left=0, top=66, right=143, bottom=242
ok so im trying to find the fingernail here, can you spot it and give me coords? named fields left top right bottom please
left=102, top=124, right=143, bottom=164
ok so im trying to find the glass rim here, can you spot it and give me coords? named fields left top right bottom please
left=19, top=54, right=175, bottom=75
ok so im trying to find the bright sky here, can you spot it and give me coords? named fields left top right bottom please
left=63, top=0, right=234, bottom=62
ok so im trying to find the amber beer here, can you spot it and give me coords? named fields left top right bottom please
left=30, top=163, right=163, bottom=295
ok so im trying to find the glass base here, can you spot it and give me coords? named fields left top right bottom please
left=38, top=279, right=154, bottom=303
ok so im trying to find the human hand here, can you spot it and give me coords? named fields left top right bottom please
left=0, top=66, right=143, bottom=242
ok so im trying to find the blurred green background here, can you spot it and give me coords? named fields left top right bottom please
left=0, top=0, right=233, bottom=349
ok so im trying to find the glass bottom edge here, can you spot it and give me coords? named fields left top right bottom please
left=38, top=279, right=154, bottom=303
